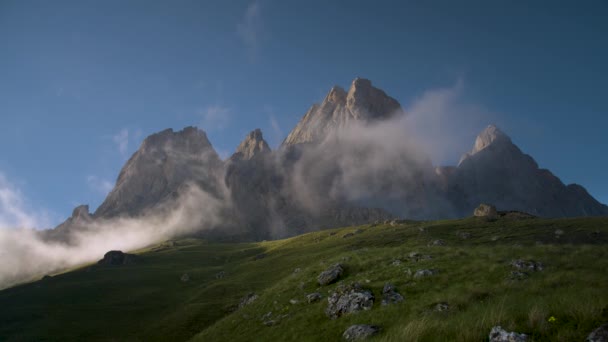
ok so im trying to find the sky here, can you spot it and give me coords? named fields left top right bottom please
left=0, top=0, right=607, bottom=228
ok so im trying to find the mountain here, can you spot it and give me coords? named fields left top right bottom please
left=441, top=125, right=608, bottom=217
left=50, top=78, right=607, bottom=242
left=282, top=78, right=404, bottom=146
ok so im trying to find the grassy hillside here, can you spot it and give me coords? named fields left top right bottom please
left=1, top=216, right=608, bottom=341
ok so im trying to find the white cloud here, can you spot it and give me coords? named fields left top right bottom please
left=0, top=173, right=50, bottom=230
left=237, top=1, right=263, bottom=56
left=86, top=176, right=114, bottom=196
left=200, top=105, right=231, bottom=131
left=112, top=128, right=130, bottom=158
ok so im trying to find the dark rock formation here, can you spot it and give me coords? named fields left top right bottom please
left=474, top=203, right=498, bottom=218
left=343, top=324, right=380, bottom=340
left=587, top=323, right=608, bottom=342
left=98, top=250, right=137, bottom=266
left=326, top=283, right=374, bottom=319
left=317, top=264, right=344, bottom=286
left=489, top=326, right=528, bottom=341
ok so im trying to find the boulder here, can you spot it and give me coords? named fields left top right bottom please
left=413, top=269, right=437, bottom=279
left=489, top=326, right=528, bottom=341
left=587, top=323, right=608, bottom=342
left=510, top=259, right=543, bottom=272
left=326, top=283, right=374, bottom=319
left=238, top=292, right=258, bottom=309
left=474, top=203, right=498, bottom=218
left=180, top=273, right=190, bottom=282
left=343, top=324, right=380, bottom=340
left=317, top=263, right=344, bottom=286
left=381, top=283, right=404, bottom=306
left=97, top=250, right=137, bottom=266
left=307, top=292, right=322, bottom=303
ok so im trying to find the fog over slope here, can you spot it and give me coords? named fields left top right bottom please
left=1, top=78, right=606, bottom=290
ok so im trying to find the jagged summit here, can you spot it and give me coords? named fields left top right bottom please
left=472, top=125, right=512, bottom=154
left=282, top=78, right=404, bottom=146
left=233, top=128, right=271, bottom=160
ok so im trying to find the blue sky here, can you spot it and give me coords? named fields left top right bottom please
left=0, top=0, right=607, bottom=228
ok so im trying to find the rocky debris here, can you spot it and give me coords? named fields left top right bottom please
left=215, top=271, right=226, bottom=279
left=289, top=299, right=299, bottom=305
left=554, top=229, right=564, bottom=237
left=474, top=203, right=498, bottom=218
left=413, top=269, right=437, bottom=279
left=381, top=283, right=404, bottom=306
left=457, top=231, right=472, bottom=239
left=326, top=283, right=374, bottom=319
left=587, top=323, right=608, bottom=342
left=97, top=250, right=137, bottom=266
left=342, top=324, right=380, bottom=340
left=238, top=292, right=258, bottom=309
left=430, top=239, right=446, bottom=246
left=254, top=253, right=267, bottom=260
left=434, top=302, right=450, bottom=312
left=180, top=273, right=190, bottom=282
left=488, top=326, right=528, bottom=341
left=409, top=252, right=432, bottom=262
left=234, top=129, right=271, bottom=160
left=510, top=259, right=543, bottom=272
left=509, top=271, right=529, bottom=280
left=307, top=292, right=322, bottom=303
left=342, top=233, right=355, bottom=238
left=293, top=268, right=301, bottom=274
left=317, top=263, right=344, bottom=286
left=391, top=259, right=402, bottom=266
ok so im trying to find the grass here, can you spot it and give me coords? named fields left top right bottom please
left=1, top=216, right=607, bottom=341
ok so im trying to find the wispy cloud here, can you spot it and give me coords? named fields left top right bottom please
left=86, top=176, right=114, bottom=196
left=265, top=105, right=283, bottom=148
left=200, top=105, right=231, bottom=131
left=0, top=173, right=50, bottom=230
left=237, top=1, right=263, bottom=57
left=112, top=128, right=130, bottom=158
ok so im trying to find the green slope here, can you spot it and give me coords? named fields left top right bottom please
left=1, top=217, right=608, bottom=341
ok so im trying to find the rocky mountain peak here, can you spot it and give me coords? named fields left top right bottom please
left=71, top=205, right=92, bottom=221
left=140, top=126, right=213, bottom=155
left=282, top=78, right=404, bottom=146
left=234, top=129, right=271, bottom=160
left=472, top=125, right=512, bottom=154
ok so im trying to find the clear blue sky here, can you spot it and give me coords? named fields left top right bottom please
left=1, top=0, right=607, bottom=227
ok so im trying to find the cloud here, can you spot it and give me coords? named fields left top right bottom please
left=0, top=173, right=50, bottom=230
left=237, top=1, right=263, bottom=56
left=200, top=105, right=231, bottom=131
left=86, top=176, right=114, bottom=196
left=112, top=128, right=130, bottom=158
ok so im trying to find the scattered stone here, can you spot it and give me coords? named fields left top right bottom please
left=263, top=320, right=277, bottom=326
left=509, top=271, right=529, bottom=280
left=342, top=232, right=355, bottom=238
left=434, top=302, right=450, bottom=312
left=403, top=268, right=412, bottom=276
left=488, top=326, right=528, bottom=341
left=180, top=273, right=190, bottom=282
left=587, top=323, right=608, bottom=342
left=215, top=271, right=226, bottom=279
left=457, top=231, right=472, bottom=239
left=555, top=229, right=564, bottom=237
left=307, top=292, right=322, bottom=303
left=474, top=203, right=498, bottom=219
left=413, top=269, right=437, bottom=279
left=391, top=259, right=402, bottom=266
left=261, top=311, right=272, bottom=320
left=97, top=250, right=137, bottom=266
left=289, top=299, right=299, bottom=305
left=343, top=324, right=380, bottom=340
left=418, top=227, right=426, bottom=232
left=293, top=268, right=301, bottom=274
left=491, top=236, right=500, bottom=241
left=317, top=263, right=344, bottom=286
left=238, top=292, right=258, bottom=309
left=430, top=239, right=445, bottom=246
left=326, top=283, right=374, bottom=319
left=510, top=259, right=543, bottom=272
left=408, top=252, right=420, bottom=258
left=254, top=253, right=267, bottom=260
left=381, top=283, right=404, bottom=306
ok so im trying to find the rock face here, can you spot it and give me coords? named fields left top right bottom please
left=234, top=128, right=270, bottom=160
left=282, top=78, right=404, bottom=146
left=94, top=127, right=223, bottom=218
left=98, top=251, right=137, bottom=266
left=343, top=324, right=380, bottom=341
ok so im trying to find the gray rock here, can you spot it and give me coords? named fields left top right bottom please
left=587, top=323, right=608, bottom=342
left=289, top=299, right=299, bottom=305
left=306, top=292, right=322, bottom=303
left=430, top=239, right=445, bottom=246
left=98, top=250, right=137, bottom=266
left=510, top=259, right=543, bottom=272
left=413, top=269, right=437, bottom=279
left=488, top=326, right=528, bottom=341
left=434, top=302, right=450, bottom=312
left=215, top=271, right=225, bottom=279
left=474, top=203, right=498, bottom=218
left=391, top=259, right=402, bottom=266
left=343, top=324, right=380, bottom=340
left=381, top=283, right=404, bottom=306
left=457, top=231, right=472, bottom=239
left=180, top=273, right=190, bottom=282
left=293, top=268, right=301, bottom=274
left=326, top=283, right=374, bottom=319
left=238, top=292, right=258, bottom=309
left=317, top=263, right=344, bottom=286
left=509, top=271, right=529, bottom=280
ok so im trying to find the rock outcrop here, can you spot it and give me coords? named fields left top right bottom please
left=326, top=283, right=374, bottom=319
left=343, top=324, right=380, bottom=340
left=98, top=250, right=137, bottom=266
